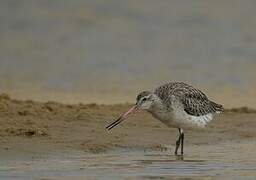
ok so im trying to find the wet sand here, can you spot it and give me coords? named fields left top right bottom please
left=1, top=94, right=256, bottom=179
left=2, top=141, right=256, bottom=180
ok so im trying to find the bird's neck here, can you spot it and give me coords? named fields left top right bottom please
left=147, top=99, right=168, bottom=113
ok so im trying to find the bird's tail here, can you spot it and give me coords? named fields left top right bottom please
left=210, top=101, right=224, bottom=113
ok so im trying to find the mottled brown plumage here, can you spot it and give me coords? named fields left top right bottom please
left=154, top=82, right=223, bottom=116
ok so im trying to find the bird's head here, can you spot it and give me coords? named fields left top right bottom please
left=136, top=91, right=157, bottom=110
left=106, top=91, right=158, bottom=131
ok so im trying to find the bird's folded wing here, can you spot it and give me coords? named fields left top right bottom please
left=181, top=94, right=223, bottom=116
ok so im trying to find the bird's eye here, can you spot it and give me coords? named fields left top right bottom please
left=142, top=97, right=147, bottom=102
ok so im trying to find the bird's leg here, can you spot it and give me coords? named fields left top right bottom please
left=180, top=129, right=184, bottom=155
left=174, top=138, right=180, bottom=155
left=174, top=128, right=182, bottom=155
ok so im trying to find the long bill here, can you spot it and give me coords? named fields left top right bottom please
left=106, top=105, right=137, bottom=131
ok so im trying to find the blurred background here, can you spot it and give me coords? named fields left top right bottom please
left=0, top=0, right=256, bottom=107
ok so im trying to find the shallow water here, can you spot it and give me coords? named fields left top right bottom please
left=1, top=1, right=256, bottom=108
left=1, top=143, right=256, bottom=180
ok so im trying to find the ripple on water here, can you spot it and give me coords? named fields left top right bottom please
left=1, top=150, right=256, bottom=179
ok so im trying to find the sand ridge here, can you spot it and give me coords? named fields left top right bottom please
left=0, top=93, right=256, bottom=154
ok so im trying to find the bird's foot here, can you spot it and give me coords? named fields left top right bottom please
left=175, top=154, right=184, bottom=161
left=174, top=151, right=184, bottom=156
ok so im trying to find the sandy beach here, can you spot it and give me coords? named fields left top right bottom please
left=1, top=1, right=256, bottom=179
left=1, top=94, right=256, bottom=179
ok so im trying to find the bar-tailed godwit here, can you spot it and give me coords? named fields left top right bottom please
left=106, top=82, right=223, bottom=155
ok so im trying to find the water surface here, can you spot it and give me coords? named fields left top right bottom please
left=1, top=142, right=256, bottom=180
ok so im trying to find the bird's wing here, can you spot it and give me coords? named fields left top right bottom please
left=181, top=93, right=217, bottom=116
left=155, top=82, right=223, bottom=116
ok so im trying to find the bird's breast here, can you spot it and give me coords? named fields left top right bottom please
left=148, top=102, right=209, bottom=129
left=148, top=107, right=178, bottom=128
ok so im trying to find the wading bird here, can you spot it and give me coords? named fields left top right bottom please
left=106, top=82, right=223, bottom=155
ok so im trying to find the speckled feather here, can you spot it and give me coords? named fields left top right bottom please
left=154, top=82, right=223, bottom=116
